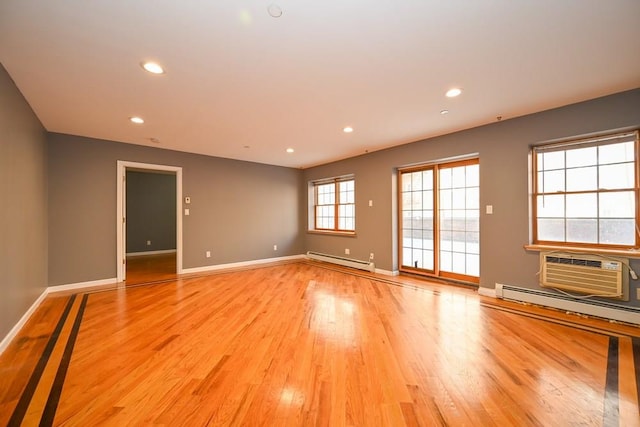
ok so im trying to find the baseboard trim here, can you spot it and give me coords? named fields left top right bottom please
left=182, top=254, right=306, bottom=274
left=375, top=268, right=399, bottom=276
left=0, top=288, right=48, bottom=355
left=47, top=277, right=118, bottom=294
left=126, top=249, right=177, bottom=257
left=478, top=286, right=497, bottom=298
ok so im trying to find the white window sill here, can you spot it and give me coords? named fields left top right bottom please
left=307, top=230, right=357, bottom=237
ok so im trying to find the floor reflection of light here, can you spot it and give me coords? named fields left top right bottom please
left=115, top=287, right=128, bottom=328
left=174, top=280, right=184, bottom=302
left=280, top=386, right=298, bottom=406
left=308, top=282, right=358, bottom=345
left=435, top=290, right=485, bottom=399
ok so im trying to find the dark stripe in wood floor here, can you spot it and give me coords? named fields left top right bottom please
left=40, top=294, right=88, bottom=426
left=7, top=295, right=77, bottom=427
left=604, top=336, right=619, bottom=427
left=7, top=294, right=87, bottom=427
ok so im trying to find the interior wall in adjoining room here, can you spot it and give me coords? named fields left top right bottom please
left=126, top=170, right=177, bottom=254
left=303, top=88, right=640, bottom=308
left=0, top=64, right=48, bottom=340
left=47, top=133, right=305, bottom=286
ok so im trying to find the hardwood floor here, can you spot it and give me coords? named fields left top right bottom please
left=1, top=262, right=639, bottom=426
left=125, top=252, right=177, bottom=286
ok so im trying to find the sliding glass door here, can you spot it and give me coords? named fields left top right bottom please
left=400, top=159, right=479, bottom=283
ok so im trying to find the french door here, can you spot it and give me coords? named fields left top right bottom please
left=399, top=159, right=479, bottom=283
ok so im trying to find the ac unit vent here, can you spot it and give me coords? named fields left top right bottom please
left=546, top=256, right=602, bottom=268
left=540, top=252, right=628, bottom=301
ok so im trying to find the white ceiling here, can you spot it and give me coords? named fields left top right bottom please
left=1, top=1, right=639, bottom=169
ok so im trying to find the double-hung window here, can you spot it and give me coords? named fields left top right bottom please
left=311, top=176, right=355, bottom=232
left=532, top=130, right=639, bottom=248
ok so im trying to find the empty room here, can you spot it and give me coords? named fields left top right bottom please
left=1, top=1, right=640, bottom=425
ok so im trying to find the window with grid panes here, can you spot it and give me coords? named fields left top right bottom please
left=312, top=177, right=355, bottom=232
left=532, top=130, right=639, bottom=248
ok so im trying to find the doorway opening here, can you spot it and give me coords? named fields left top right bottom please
left=116, top=161, right=183, bottom=284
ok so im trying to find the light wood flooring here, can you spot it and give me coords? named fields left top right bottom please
left=125, top=252, right=177, bottom=286
left=1, top=261, right=639, bottom=426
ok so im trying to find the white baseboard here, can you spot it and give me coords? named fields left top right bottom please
left=0, top=288, right=48, bottom=355
left=477, top=286, right=497, bottom=298
left=182, top=254, right=306, bottom=274
left=375, top=268, right=399, bottom=276
left=126, top=249, right=177, bottom=257
left=495, top=282, right=640, bottom=325
left=47, top=277, right=118, bottom=294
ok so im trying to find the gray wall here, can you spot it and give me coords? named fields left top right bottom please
left=304, top=89, right=640, bottom=308
left=0, top=64, right=48, bottom=339
left=126, top=171, right=177, bottom=254
left=48, top=133, right=305, bottom=285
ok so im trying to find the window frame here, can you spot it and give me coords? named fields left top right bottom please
left=310, top=176, right=356, bottom=234
left=531, top=130, right=640, bottom=250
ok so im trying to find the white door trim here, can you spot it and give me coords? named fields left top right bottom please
left=116, top=160, right=183, bottom=282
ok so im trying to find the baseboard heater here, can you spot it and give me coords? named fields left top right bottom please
left=495, top=283, right=640, bottom=325
left=306, top=251, right=375, bottom=273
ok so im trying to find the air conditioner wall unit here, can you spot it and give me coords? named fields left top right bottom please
left=540, top=252, right=628, bottom=301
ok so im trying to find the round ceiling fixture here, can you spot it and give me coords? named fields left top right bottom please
left=440, top=109, right=449, bottom=115
left=286, top=148, right=294, bottom=153
left=343, top=126, right=354, bottom=133
left=267, top=4, right=283, bottom=18
left=129, top=116, right=144, bottom=124
left=446, top=88, right=462, bottom=98
left=141, top=61, right=165, bottom=74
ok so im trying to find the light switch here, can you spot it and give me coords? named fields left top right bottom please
left=486, top=205, right=493, bottom=214
left=369, top=200, right=373, bottom=207
left=185, top=208, right=190, bottom=216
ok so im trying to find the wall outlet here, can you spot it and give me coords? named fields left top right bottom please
left=370, top=252, right=374, bottom=260
left=206, top=251, right=211, bottom=258
left=273, top=244, right=278, bottom=251
left=345, top=248, right=350, bottom=255
left=146, top=240, right=151, bottom=246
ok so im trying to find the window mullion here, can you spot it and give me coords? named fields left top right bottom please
left=334, top=181, right=339, bottom=230
left=433, top=165, right=440, bottom=276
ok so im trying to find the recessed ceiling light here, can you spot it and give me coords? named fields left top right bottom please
left=343, top=126, right=354, bottom=133
left=130, top=116, right=144, bottom=124
left=446, top=88, right=462, bottom=98
left=141, top=61, right=165, bottom=74
left=286, top=148, right=294, bottom=153
left=440, top=109, right=449, bottom=115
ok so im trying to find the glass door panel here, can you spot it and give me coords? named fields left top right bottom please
left=399, top=160, right=479, bottom=283
left=400, top=169, right=435, bottom=272
left=438, top=163, right=479, bottom=281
